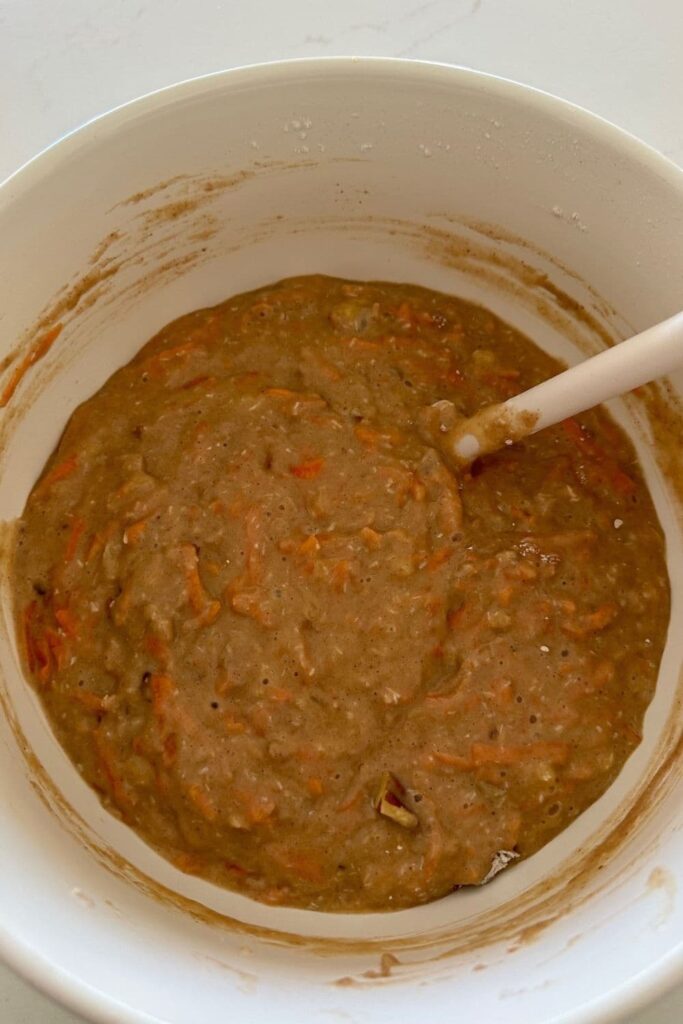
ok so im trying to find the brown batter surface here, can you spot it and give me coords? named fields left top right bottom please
left=13, top=276, right=669, bottom=911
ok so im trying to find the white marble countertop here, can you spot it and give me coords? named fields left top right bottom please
left=0, top=1, right=681, bottom=1021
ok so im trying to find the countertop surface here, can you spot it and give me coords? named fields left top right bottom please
left=1, top=1, right=681, bottom=1021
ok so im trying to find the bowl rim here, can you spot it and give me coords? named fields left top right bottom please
left=1, top=55, right=682, bottom=1024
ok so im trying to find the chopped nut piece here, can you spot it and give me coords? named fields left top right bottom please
left=375, top=771, right=419, bottom=829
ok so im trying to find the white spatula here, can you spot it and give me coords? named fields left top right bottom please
left=435, top=311, right=683, bottom=466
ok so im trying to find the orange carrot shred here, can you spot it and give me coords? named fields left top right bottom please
left=563, top=602, right=618, bottom=638
left=290, top=457, right=325, bottom=480
left=269, top=686, right=293, bottom=703
left=55, top=607, right=78, bottom=638
left=71, top=690, right=107, bottom=713
left=123, top=519, right=147, bottom=545
left=34, top=452, right=78, bottom=497
left=299, top=534, right=321, bottom=556
left=433, top=751, right=472, bottom=770
left=187, top=784, right=217, bottom=822
left=447, top=604, right=466, bottom=630
left=331, top=560, right=351, bottom=592
left=561, top=418, right=636, bottom=496
left=95, top=732, right=134, bottom=809
left=427, top=546, right=453, bottom=571
left=144, top=634, right=169, bottom=664
left=307, top=777, right=324, bottom=797
left=150, top=673, right=175, bottom=719
left=470, top=741, right=570, bottom=766
left=64, top=516, right=85, bottom=562
left=163, top=733, right=178, bottom=767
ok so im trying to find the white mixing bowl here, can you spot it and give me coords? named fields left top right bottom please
left=0, top=58, right=681, bottom=1024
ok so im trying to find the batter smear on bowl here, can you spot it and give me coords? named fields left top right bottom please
left=13, top=276, right=669, bottom=911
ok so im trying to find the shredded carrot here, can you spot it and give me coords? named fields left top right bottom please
left=272, top=848, right=324, bottom=883
left=447, top=604, right=466, bottom=630
left=421, top=822, right=444, bottom=882
left=34, top=452, right=78, bottom=497
left=223, top=713, right=247, bottom=735
left=34, top=638, right=52, bottom=683
left=194, top=599, right=222, bottom=627
left=482, top=369, right=521, bottom=398
left=158, top=339, right=205, bottom=362
left=144, top=633, right=169, bottom=664
left=180, top=374, right=217, bottom=390
left=173, top=851, right=203, bottom=874
left=427, top=546, right=453, bottom=571
left=290, top=457, right=325, bottom=480
left=86, top=521, right=116, bottom=562
left=239, top=790, right=276, bottom=825
left=71, top=689, right=107, bottom=713
left=424, top=688, right=464, bottom=706
left=338, top=785, right=364, bottom=812
left=562, top=418, right=636, bottom=496
left=331, top=559, right=351, bottom=592
left=263, top=387, right=326, bottom=408
left=299, top=534, right=321, bottom=556
left=592, top=659, right=616, bottom=686
left=269, top=686, right=293, bottom=703
left=350, top=336, right=384, bottom=354
left=44, top=627, right=67, bottom=671
left=433, top=751, right=472, bottom=770
left=360, top=526, right=382, bottom=550
left=54, top=607, right=78, bottom=638
left=354, top=424, right=403, bottom=449
left=563, top=602, right=618, bottom=638
left=150, top=673, right=175, bottom=719
left=111, top=584, right=133, bottom=626
left=140, top=338, right=205, bottom=378
left=395, top=301, right=416, bottom=327
left=23, top=601, right=57, bottom=683
left=64, top=516, right=85, bottom=562
left=0, top=323, right=63, bottom=408
left=470, top=741, right=570, bottom=766
left=263, top=386, right=298, bottom=398
left=496, top=585, right=515, bottom=607
left=162, top=732, right=178, bottom=767
left=95, top=732, right=133, bottom=810
left=304, top=352, right=341, bottom=381
left=214, top=673, right=233, bottom=696
left=123, top=519, right=147, bottom=545
left=187, top=783, right=217, bottom=822
left=410, top=476, right=426, bottom=502
left=307, top=776, right=324, bottom=797
left=230, top=589, right=271, bottom=626
left=224, top=860, right=253, bottom=878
